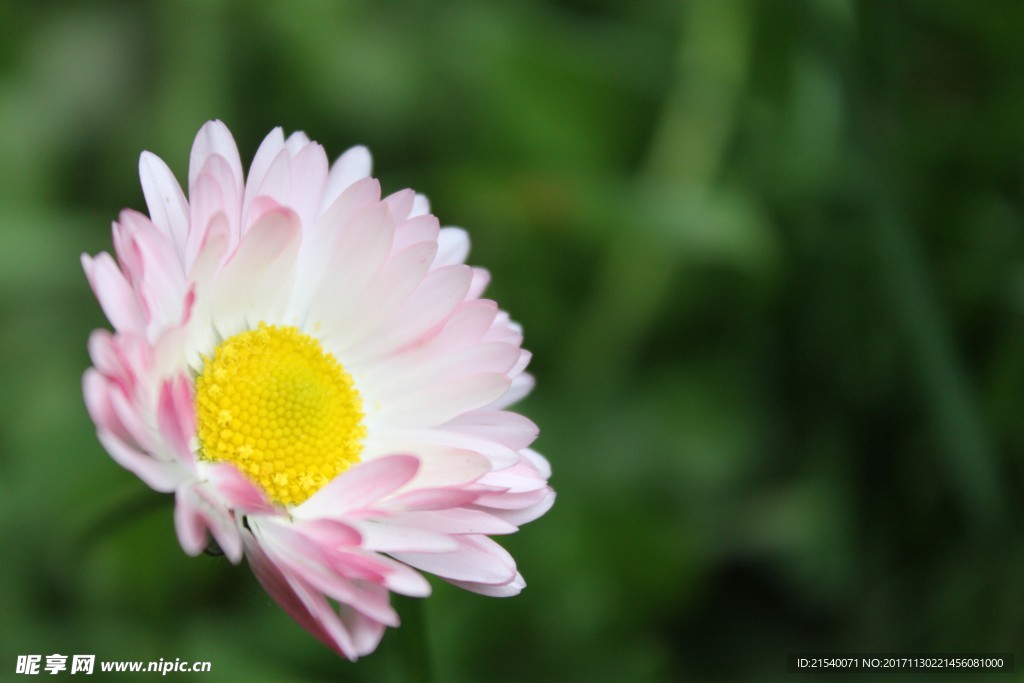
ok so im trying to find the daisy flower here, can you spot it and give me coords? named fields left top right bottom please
left=82, top=121, right=553, bottom=659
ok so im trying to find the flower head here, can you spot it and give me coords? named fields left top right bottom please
left=82, top=121, right=553, bottom=658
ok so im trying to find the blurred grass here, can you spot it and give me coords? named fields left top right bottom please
left=2, top=1, right=1024, bottom=681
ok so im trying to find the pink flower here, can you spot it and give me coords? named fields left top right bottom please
left=82, top=121, right=553, bottom=659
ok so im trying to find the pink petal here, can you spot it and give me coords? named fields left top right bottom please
left=139, top=151, right=189, bottom=254
left=244, top=532, right=356, bottom=658
left=342, top=600, right=389, bottom=658
left=150, top=306, right=195, bottom=380
left=477, top=464, right=548, bottom=494
left=82, top=253, right=145, bottom=335
left=349, top=552, right=431, bottom=597
left=284, top=130, right=311, bottom=154
left=392, top=508, right=518, bottom=535
left=521, top=448, right=552, bottom=479
left=442, top=410, right=539, bottom=450
left=475, top=486, right=554, bottom=514
left=468, top=267, right=490, bottom=299
left=242, top=127, right=286, bottom=225
left=378, top=373, right=511, bottom=428
left=156, top=375, right=195, bottom=467
left=188, top=120, right=243, bottom=199
left=257, top=521, right=399, bottom=627
left=86, top=330, right=125, bottom=379
left=204, top=462, right=275, bottom=513
left=83, top=368, right=115, bottom=429
left=385, top=486, right=483, bottom=511
left=248, top=148, right=292, bottom=218
left=320, top=145, right=372, bottom=214
left=293, top=454, right=420, bottom=520
left=324, top=201, right=395, bottom=291
left=374, top=428, right=519, bottom=470
left=289, top=577, right=362, bottom=657
left=487, top=373, right=535, bottom=410
left=209, top=206, right=301, bottom=332
left=174, top=484, right=243, bottom=563
left=117, top=210, right=186, bottom=330
left=320, top=240, right=438, bottom=357
left=201, top=491, right=243, bottom=563
left=479, top=488, right=555, bottom=526
left=383, top=189, right=415, bottom=222
left=392, top=214, right=440, bottom=254
left=97, top=429, right=185, bottom=493
left=187, top=156, right=239, bottom=263
left=345, top=264, right=473, bottom=365
left=291, top=179, right=383, bottom=312
left=448, top=572, right=526, bottom=597
left=368, top=342, right=521, bottom=407
left=187, top=211, right=230, bottom=285
left=392, top=535, right=517, bottom=585
left=107, top=384, right=157, bottom=453
left=483, top=310, right=524, bottom=345
left=296, top=519, right=363, bottom=548
left=353, top=520, right=459, bottom=553
left=307, top=201, right=397, bottom=338
left=173, top=486, right=206, bottom=556
left=403, top=447, right=493, bottom=490
left=438, top=300, right=500, bottom=345
left=312, top=176, right=381, bottom=242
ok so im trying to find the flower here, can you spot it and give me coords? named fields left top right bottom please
left=82, top=121, right=553, bottom=659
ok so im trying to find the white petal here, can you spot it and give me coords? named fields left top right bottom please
left=209, top=207, right=301, bottom=334
left=287, top=141, right=328, bottom=228
left=321, top=145, right=372, bottom=214
left=376, top=373, right=511, bottom=428
left=345, top=265, right=473, bottom=365
left=434, top=227, right=470, bottom=267
left=410, top=193, right=431, bottom=217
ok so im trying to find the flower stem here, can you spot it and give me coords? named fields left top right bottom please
left=395, top=596, right=434, bottom=683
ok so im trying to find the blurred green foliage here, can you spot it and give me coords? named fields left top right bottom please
left=2, top=1, right=1024, bottom=681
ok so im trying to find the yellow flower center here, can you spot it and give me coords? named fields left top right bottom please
left=194, top=323, right=366, bottom=507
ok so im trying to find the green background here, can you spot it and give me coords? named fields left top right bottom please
left=2, top=1, right=1024, bottom=681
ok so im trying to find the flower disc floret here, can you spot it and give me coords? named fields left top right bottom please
left=195, top=322, right=366, bottom=506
